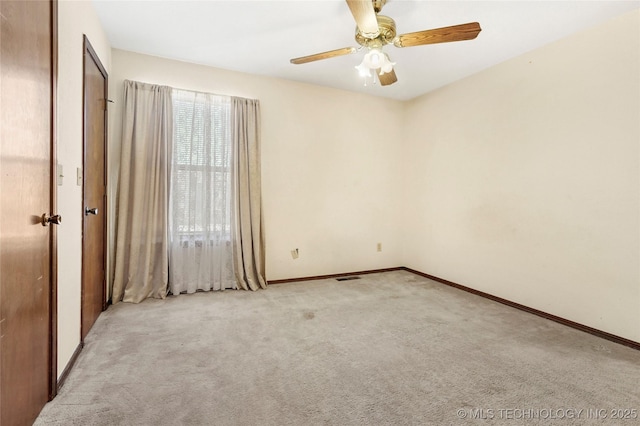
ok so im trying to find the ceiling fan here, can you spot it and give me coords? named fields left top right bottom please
left=290, top=0, right=481, bottom=86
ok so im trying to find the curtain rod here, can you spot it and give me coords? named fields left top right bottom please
left=123, top=79, right=258, bottom=103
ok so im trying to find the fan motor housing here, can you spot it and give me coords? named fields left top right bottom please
left=355, top=15, right=397, bottom=48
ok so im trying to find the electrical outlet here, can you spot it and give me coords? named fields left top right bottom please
left=377, top=243, right=382, bottom=252
left=291, top=248, right=299, bottom=259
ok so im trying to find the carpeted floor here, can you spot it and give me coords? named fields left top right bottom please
left=35, top=270, right=640, bottom=425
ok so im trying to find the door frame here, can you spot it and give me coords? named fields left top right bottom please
left=81, top=35, right=108, bottom=341
left=49, top=0, right=59, bottom=400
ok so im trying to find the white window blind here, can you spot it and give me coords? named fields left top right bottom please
left=171, top=89, right=232, bottom=237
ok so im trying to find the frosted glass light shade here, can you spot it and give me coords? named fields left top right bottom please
left=356, top=48, right=396, bottom=76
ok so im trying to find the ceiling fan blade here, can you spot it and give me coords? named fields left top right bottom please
left=377, top=68, right=397, bottom=86
left=290, top=47, right=357, bottom=65
left=346, top=0, right=379, bottom=38
left=394, top=22, right=481, bottom=48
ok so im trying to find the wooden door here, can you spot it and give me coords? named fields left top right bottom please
left=81, top=36, right=108, bottom=341
left=0, top=1, right=56, bottom=424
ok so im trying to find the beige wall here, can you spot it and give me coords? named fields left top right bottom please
left=402, top=10, right=639, bottom=341
left=108, top=50, right=405, bottom=284
left=57, top=0, right=111, bottom=376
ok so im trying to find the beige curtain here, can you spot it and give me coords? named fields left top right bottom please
left=231, top=97, right=267, bottom=291
left=112, top=80, right=173, bottom=303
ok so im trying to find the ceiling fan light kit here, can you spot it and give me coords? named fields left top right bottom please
left=358, top=49, right=395, bottom=73
left=290, top=0, right=482, bottom=88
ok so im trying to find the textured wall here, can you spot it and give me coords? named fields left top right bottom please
left=402, top=10, right=639, bottom=341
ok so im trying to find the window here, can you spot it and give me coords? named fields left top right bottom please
left=169, top=89, right=236, bottom=293
left=171, top=90, right=232, bottom=239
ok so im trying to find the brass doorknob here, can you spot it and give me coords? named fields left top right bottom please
left=42, top=214, right=62, bottom=226
left=85, top=207, right=98, bottom=216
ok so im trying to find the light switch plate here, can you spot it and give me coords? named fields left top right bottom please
left=57, top=164, right=64, bottom=186
left=76, top=167, right=82, bottom=186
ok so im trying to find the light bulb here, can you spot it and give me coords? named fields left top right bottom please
left=363, top=49, right=384, bottom=69
left=355, top=62, right=371, bottom=78
left=369, top=52, right=381, bottom=66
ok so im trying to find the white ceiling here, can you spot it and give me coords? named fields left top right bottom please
left=92, top=0, right=639, bottom=101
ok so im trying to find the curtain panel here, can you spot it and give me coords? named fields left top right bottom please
left=231, top=97, right=267, bottom=291
left=112, top=80, right=173, bottom=303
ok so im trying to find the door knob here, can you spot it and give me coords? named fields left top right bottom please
left=85, top=207, right=98, bottom=216
left=42, top=214, right=62, bottom=226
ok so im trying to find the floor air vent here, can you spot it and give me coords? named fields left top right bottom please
left=336, top=276, right=361, bottom=282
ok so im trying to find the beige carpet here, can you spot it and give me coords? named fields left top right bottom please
left=35, top=271, right=640, bottom=425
